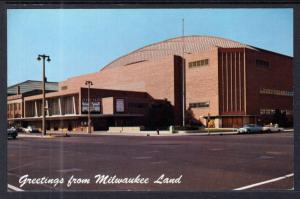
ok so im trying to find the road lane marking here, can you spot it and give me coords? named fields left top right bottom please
left=8, top=184, right=24, bottom=192
left=257, top=155, right=273, bottom=160
left=132, top=156, right=152, bottom=159
left=233, top=173, right=294, bottom=190
left=150, top=161, right=167, bottom=164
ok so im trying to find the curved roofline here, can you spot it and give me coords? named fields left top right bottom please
left=100, top=35, right=254, bottom=71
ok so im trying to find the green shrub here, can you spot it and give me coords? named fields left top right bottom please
left=174, top=125, right=200, bottom=131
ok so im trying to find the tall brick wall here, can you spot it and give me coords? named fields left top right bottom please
left=245, top=48, right=293, bottom=115
left=185, top=48, right=219, bottom=125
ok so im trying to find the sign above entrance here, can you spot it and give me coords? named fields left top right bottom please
left=81, top=98, right=101, bottom=114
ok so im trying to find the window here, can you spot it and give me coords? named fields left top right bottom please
left=256, top=59, right=270, bottom=69
left=116, top=99, right=125, bottom=113
left=260, top=109, right=266, bottom=115
left=48, top=98, right=60, bottom=115
left=189, top=101, right=210, bottom=108
left=188, top=59, right=209, bottom=68
left=62, top=96, right=75, bottom=115
left=204, top=59, right=209, bottom=65
left=260, top=88, right=293, bottom=97
left=260, top=108, right=278, bottom=115
left=286, top=110, right=293, bottom=115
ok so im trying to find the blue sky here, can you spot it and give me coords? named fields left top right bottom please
left=7, top=9, right=293, bottom=86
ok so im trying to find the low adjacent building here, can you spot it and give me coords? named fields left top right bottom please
left=7, top=80, right=58, bottom=126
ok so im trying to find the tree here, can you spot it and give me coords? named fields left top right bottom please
left=272, top=109, right=288, bottom=127
left=147, top=100, right=174, bottom=129
left=185, top=108, right=203, bottom=126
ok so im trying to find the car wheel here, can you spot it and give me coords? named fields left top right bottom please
left=12, top=135, right=16, bottom=139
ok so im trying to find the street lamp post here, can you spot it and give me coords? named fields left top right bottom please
left=85, top=80, right=93, bottom=133
left=182, top=18, right=186, bottom=127
left=37, top=54, right=51, bottom=136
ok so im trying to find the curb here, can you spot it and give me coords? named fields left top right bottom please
left=18, top=134, right=54, bottom=139
left=17, top=129, right=293, bottom=138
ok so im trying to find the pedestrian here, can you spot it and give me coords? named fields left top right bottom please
left=156, top=129, right=160, bottom=135
left=66, top=124, right=72, bottom=137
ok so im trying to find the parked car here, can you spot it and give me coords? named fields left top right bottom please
left=262, top=124, right=283, bottom=132
left=24, top=126, right=40, bottom=133
left=7, top=127, right=18, bottom=139
left=237, top=124, right=263, bottom=134
left=14, top=126, right=24, bottom=133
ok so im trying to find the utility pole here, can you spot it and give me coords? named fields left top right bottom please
left=37, top=54, right=51, bottom=136
left=85, top=80, right=93, bottom=133
left=182, top=18, right=186, bottom=127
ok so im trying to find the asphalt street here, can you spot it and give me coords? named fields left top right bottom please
left=7, top=132, right=293, bottom=191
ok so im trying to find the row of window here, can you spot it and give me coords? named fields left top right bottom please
left=260, top=88, right=294, bottom=97
left=7, top=103, right=21, bottom=112
left=189, top=101, right=210, bottom=108
left=260, top=109, right=293, bottom=115
left=25, top=96, right=77, bottom=117
left=188, top=59, right=209, bottom=68
left=188, top=58, right=271, bottom=71
left=256, top=59, right=270, bottom=69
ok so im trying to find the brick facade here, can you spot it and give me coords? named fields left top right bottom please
left=7, top=36, right=293, bottom=130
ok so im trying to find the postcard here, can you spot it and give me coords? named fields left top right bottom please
left=6, top=8, right=294, bottom=192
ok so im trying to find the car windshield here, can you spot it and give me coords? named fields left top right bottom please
left=244, top=124, right=255, bottom=127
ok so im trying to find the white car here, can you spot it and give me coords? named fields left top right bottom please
left=262, top=125, right=283, bottom=132
left=23, top=126, right=40, bottom=133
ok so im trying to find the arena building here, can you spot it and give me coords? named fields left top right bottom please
left=7, top=35, right=293, bottom=131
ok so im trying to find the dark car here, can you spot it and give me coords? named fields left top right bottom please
left=237, top=124, right=263, bottom=134
left=7, top=127, right=18, bottom=139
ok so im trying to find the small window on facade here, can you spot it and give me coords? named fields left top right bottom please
left=256, top=59, right=270, bottom=69
left=189, top=101, right=210, bottom=108
left=204, top=59, right=209, bottom=65
left=188, top=59, right=209, bottom=69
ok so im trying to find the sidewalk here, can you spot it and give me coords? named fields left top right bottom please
left=18, top=130, right=238, bottom=137
left=17, top=128, right=293, bottom=138
left=18, top=133, right=54, bottom=138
